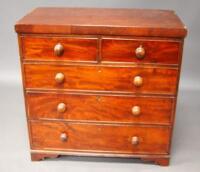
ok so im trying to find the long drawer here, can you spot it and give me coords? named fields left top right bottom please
left=24, top=64, right=178, bottom=95
left=26, top=92, right=174, bottom=125
left=30, top=121, right=170, bottom=154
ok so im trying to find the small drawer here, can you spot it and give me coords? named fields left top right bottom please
left=102, top=38, right=181, bottom=65
left=30, top=121, right=170, bottom=154
left=24, top=64, right=178, bottom=95
left=21, top=36, right=98, bottom=62
left=27, top=92, right=174, bottom=125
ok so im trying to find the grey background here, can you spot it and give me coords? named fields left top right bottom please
left=0, top=0, right=199, bottom=171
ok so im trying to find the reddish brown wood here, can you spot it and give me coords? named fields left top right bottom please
left=24, top=64, right=178, bottom=95
left=141, top=157, right=169, bottom=166
left=15, top=7, right=187, bottom=38
left=30, top=121, right=170, bottom=154
left=21, top=36, right=98, bottom=62
left=26, top=92, right=174, bottom=125
left=17, top=35, right=36, bottom=154
left=31, top=153, right=59, bottom=161
left=30, top=151, right=169, bottom=165
left=15, top=7, right=187, bottom=166
left=30, top=150, right=169, bottom=166
left=102, top=38, right=181, bottom=65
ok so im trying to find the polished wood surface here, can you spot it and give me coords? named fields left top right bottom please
left=15, top=7, right=187, bottom=166
left=21, top=36, right=98, bottom=62
left=15, top=7, right=187, bottom=38
left=24, top=64, right=178, bottom=95
left=26, top=92, right=174, bottom=124
left=30, top=121, right=170, bottom=154
left=102, top=38, right=181, bottom=65
left=30, top=150, right=169, bottom=166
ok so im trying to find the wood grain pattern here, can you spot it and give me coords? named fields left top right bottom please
left=102, top=38, right=180, bottom=65
left=26, top=92, right=174, bottom=125
left=15, top=7, right=187, bottom=166
left=30, top=121, right=170, bottom=154
left=15, top=7, right=187, bottom=38
left=24, top=64, right=178, bottom=95
left=21, top=36, right=98, bottom=62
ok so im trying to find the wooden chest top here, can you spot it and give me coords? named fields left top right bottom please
left=15, top=7, right=187, bottom=38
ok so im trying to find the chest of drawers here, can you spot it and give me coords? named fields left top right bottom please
left=15, top=7, right=187, bottom=166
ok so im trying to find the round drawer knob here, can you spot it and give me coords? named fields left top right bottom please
left=131, top=136, right=139, bottom=145
left=55, top=72, right=65, bottom=84
left=60, top=133, right=67, bottom=142
left=54, top=43, right=64, bottom=56
left=57, top=103, right=66, bottom=113
left=132, top=106, right=141, bottom=116
left=133, top=76, right=143, bottom=87
left=135, top=45, right=145, bottom=59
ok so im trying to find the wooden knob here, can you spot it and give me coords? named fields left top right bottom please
left=135, top=45, right=145, bottom=59
left=133, top=76, right=143, bottom=87
left=131, top=136, right=139, bottom=145
left=60, top=133, right=67, bottom=142
left=54, top=43, right=64, bottom=56
left=57, top=103, right=66, bottom=113
left=55, top=72, right=65, bottom=84
left=132, top=106, right=141, bottom=116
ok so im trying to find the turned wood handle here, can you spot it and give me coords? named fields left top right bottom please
left=133, top=76, right=143, bottom=87
left=54, top=43, right=64, bottom=56
left=135, top=45, right=145, bottom=59
left=131, top=136, right=139, bottom=145
left=55, top=72, right=65, bottom=84
left=60, top=133, right=67, bottom=142
left=132, top=106, right=141, bottom=116
left=57, top=103, right=66, bottom=113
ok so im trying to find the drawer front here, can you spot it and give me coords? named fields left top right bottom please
left=30, top=121, right=170, bottom=154
left=102, top=38, right=180, bottom=64
left=27, top=92, right=174, bottom=125
left=24, top=64, right=178, bottom=95
left=21, top=36, right=98, bottom=61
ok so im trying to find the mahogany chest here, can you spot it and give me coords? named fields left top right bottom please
left=15, top=7, right=187, bottom=166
